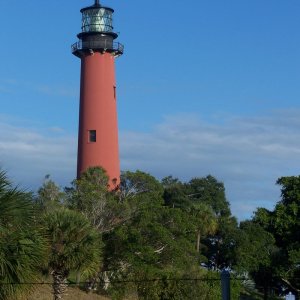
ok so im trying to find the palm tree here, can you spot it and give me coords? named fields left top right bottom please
left=0, top=170, right=46, bottom=299
left=43, top=209, right=102, bottom=300
left=191, top=203, right=218, bottom=253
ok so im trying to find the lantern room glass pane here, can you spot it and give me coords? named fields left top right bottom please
left=82, top=8, right=113, bottom=32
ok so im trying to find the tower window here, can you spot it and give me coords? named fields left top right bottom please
left=89, top=130, right=96, bottom=142
left=113, top=85, right=116, bottom=99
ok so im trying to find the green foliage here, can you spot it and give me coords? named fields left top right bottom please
left=43, top=208, right=102, bottom=278
left=0, top=167, right=269, bottom=299
left=161, top=176, right=190, bottom=209
left=101, top=171, right=244, bottom=299
left=277, top=176, right=300, bottom=206
left=186, top=175, right=231, bottom=217
left=108, top=268, right=243, bottom=300
left=161, top=174, right=234, bottom=269
left=252, top=207, right=273, bottom=231
left=66, top=167, right=109, bottom=211
left=189, top=202, right=218, bottom=253
left=36, top=175, right=65, bottom=212
left=274, top=180, right=299, bottom=261
left=104, top=206, right=197, bottom=274
left=250, top=176, right=300, bottom=298
left=120, top=170, right=164, bottom=205
left=272, top=177, right=300, bottom=295
left=43, top=208, right=102, bottom=299
left=204, top=215, right=239, bottom=269
left=0, top=170, right=46, bottom=300
left=132, top=269, right=221, bottom=300
left=234, top=221, right=275, bottom=273
left=101, top=171, right=207, bottom=298
left=66, top=167, right=126, bottom=233
left=230, top=277, right=243, bottom=300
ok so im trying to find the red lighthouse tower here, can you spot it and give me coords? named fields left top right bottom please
left=72, top=0, right=123, bottom=189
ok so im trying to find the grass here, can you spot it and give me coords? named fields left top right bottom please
left=240, top=290, right=283, bottom=300
left=25, top=285, right=111, bottom=300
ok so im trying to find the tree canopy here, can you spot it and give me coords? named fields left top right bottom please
left=1, top=167, right=299, bottom=299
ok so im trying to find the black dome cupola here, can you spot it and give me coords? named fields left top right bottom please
left=72, top=0, right=124, bottom=57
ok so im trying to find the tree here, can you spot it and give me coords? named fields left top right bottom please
left=161, top=176, right=190, bottom=209
left=190, top=203, right=217, bottom=254
left=66, top=167, right=125, bottom=233
left=250, top=176, right=300, bottom=298
left=120, top=170, right=164, bottom=204
left=43, top=209, right=102, bottom=300
left=186, top=175, right=231, bottom=217
left=103, top=205, right=201, bottom=299
left=0, top=170, right=46, bottom=300
left=203, top=215, right=238, bottom=270
left=101, top=171, right=201, bottom=298
left=36, top=175, right=65, bottom=212
left=272, top=177, right=300, bottom=296
left=183, top=175, right=236, bottom=269
left=235, top=221, right=275, bottom=273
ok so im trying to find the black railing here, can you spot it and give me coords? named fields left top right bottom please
left=71, top=40, right=124, bottom=55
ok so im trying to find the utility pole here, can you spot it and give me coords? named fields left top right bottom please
left=221, top=270, right=231, bottom=300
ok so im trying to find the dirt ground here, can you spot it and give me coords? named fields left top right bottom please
left=26, top=285, right=111, bottom=300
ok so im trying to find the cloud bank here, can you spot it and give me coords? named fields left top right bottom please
left=121, top=110, right=300, bottom=219
left=0, top=118, right=76, bottom=189
left=1, top=109, right=300, bottom=220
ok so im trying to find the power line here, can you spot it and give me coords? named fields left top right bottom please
left=0, top=277, right=250, bottom=285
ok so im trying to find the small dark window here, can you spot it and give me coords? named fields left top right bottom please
left=113, top=85, right=116, bottom=99
left=89, top=130, right=96, bottom=142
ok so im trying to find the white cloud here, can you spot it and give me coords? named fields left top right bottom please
left=0, top=79, right=77, bottom=98
left=35, top=84, right=77, bottom=97
left=0, top=120, right=76, bottom=189
left=120, top=110, right=300, bottom=220
left=1, top=109, right=300, bottom=220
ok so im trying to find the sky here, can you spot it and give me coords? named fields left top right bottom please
left=1, top=0, right=300, bottom=220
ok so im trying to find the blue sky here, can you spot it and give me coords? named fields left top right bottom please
left=1, top=0, right=300, bottom=220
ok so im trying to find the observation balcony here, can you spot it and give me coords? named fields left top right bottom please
left=72, top=39, right=124, bottom=57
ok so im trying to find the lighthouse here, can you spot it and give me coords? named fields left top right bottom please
left=72, top=0, right=123, bottom=189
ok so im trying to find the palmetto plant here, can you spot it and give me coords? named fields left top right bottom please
left=0, top=170, right=46, bottom=300
left=43, top=209, right=102, bottom=300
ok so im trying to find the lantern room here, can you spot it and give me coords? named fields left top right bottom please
left=81, top=5, right=114, bottom=33
left=72, top=0, right=124, bottom=57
